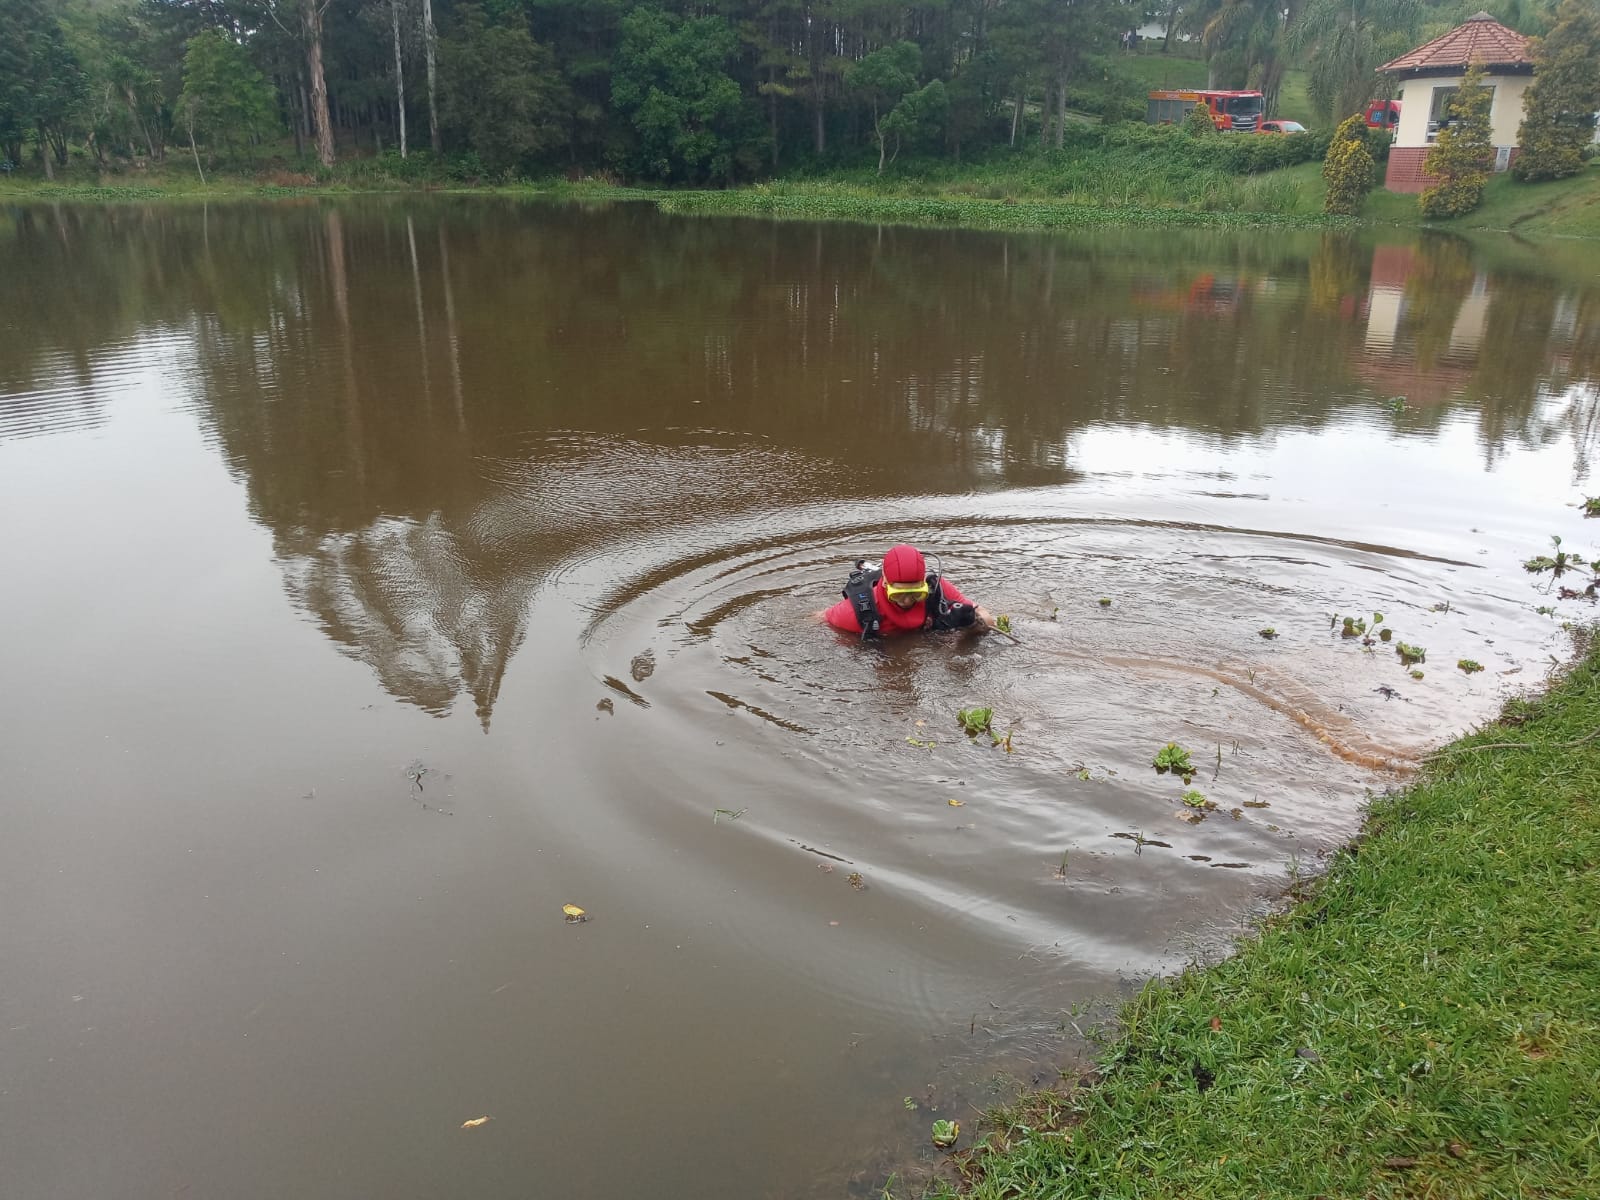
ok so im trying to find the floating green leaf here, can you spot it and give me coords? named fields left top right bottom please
left=1153, top=742, right=1194, bottom=775
left=931, top=1119, right=960, bottom=1149
left=1457, top=659, right=1484, bottom=674
left=957, top=707, right=994, bottom=736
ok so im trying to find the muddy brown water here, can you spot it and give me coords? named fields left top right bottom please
left=3, top=198, right=1598, bottom=1199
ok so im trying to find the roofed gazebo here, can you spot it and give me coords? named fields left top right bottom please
left=1376, top=12, right=1535, bottom=193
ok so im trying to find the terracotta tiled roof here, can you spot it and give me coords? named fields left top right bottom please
left=1377, top=13, right=1533, bottom=74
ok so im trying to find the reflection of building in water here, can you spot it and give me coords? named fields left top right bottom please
left=1357, top=244, right=1485, bottom=406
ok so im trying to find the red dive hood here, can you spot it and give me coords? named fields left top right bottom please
left=881, top=543, right=927, bottom=583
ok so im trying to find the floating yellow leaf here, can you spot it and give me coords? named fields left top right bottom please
left=461, top=1116, right=492, bottom=1129
left=562, top=904, right=588, bottom=922
left=947, top=798, right=965, bottom=807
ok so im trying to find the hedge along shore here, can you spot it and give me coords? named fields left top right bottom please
left=919, top=638, right=1600, bottom=1200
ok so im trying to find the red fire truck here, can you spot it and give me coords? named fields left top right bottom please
left=1146, top=89, right=1265, bottom=132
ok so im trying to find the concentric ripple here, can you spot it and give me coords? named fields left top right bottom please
left=547, top=493, right=1564, bottom=1029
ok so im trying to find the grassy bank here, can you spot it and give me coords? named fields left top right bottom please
left=5, top=143, right=1597, bottom=240
left=927, top=641, right=1600, bottom=1200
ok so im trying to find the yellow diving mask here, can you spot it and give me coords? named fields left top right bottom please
left=883, top=578, right=931, bottom=601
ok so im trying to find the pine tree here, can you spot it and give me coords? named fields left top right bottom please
left=1420, top=60, right=1493, bottom=219
left=1513, top=0, right=1600, bottom=183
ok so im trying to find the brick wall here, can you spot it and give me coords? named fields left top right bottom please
left=1384, top=147, right=1433, bottom=193
left=1384, top=146, right=1521, bottom=193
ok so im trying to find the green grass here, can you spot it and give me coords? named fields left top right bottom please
left=7, top=139, right=1598, bottom=242
left=927, top=641, right=1600, bottom=1200
left=645, top=181, right=1334, bottom=232
left=1363, top=161, right=1600, bottom=239
left=1118, top=52, right=1210, bottom=92
left=1274, top=69, right=1314, bottom=127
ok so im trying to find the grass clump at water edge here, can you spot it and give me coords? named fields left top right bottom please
left=919, top=639, right=1600, bottom=1200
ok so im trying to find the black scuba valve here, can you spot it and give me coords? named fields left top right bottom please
left=940, top=600, right=977, bottom=629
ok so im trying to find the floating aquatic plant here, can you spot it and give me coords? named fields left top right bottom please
left=957, top=707, right=993, bottom=736
left=1524, top=536, right=1578, bottom=578
left=1153, top=742, right=1194, bottom=778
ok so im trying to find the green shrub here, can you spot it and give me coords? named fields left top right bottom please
left=1421, top=63, right=1493, bottom=218
left=1321, top=114, right=1375, bottom=215
left=1184, top=104, right=1217, bottom=137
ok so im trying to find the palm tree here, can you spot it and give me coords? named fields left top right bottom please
left=1289, top=0, right=1421, bottom=124
left=1190, top=0, right=1299, bottom=116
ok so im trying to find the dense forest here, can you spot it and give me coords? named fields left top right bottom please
left=0, top=0, right=1567, bottom=184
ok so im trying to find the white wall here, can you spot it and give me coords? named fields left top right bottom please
left=1394, top=73, right=1531, bottom=149
left=1133, top=21, right=1196, bottom=42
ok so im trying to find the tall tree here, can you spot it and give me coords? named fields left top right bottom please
left=611, top=6, right=754, bottom=183
left=993, top=0, right=1120, bottom=150
left=0, top=0, right=88, bottom=175
left=1513, top=0, right=1600, bottom=182
left=736, top=0, right=808, bottom=169
left=1193, top=0, right=1295, bottom=114
left=298, top=0, right=335, bottom=165
left=178, top=26, right=275, bottom=154
left=438, top=4, right=568, bottom=173
left=420, top=0, right=437, bottom=151
left=845, top=40, right=920, bottom=174
left=389, top=0, right=405, bottom=156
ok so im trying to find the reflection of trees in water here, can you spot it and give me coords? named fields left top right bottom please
left=7, top=201, right=1600, bottom=719
left=280, top=516, right=526, bottom=729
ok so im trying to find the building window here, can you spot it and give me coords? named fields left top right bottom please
left=1427, top=83, right=1494, bottom=142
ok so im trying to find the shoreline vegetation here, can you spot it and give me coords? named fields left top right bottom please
left=4, top=144, right=1597, bottom=240
left=918, top=637, right=1600, bottom=1200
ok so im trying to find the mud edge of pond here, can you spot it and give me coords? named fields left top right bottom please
left=924, top=629, right=1600, bottom=1200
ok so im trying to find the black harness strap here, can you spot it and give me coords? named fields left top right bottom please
left=842, top=563, right=883, bottom=640
left=842, top=565, right=973, bottom=639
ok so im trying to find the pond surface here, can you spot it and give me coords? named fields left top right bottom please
left=2, top=199, right=1598, bottom=1199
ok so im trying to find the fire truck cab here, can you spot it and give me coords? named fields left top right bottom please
left=1146, top=90, right=1265, bottom=132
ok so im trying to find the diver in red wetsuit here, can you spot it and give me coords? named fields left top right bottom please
left=820, top=543, right=994, bottom=639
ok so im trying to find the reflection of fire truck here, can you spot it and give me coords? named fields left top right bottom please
left=1146, top=90, right=1265, bottom=132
